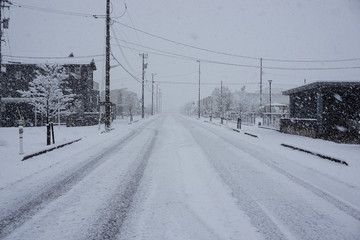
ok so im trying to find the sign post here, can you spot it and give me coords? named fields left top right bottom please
left=19, top=126, right=24, bottom=155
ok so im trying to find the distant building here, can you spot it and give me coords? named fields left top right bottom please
left=109, top=88, right=140, bottom=118
left=280, top=81, right=360, bottom=143
left=0, top=59, right=99, bottom=127
left=261, top=103, right=289, bottom=128
left=238, top=89, right=289, bottom=126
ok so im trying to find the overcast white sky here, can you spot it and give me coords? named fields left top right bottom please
left=3, top=0, right=360, bottom=112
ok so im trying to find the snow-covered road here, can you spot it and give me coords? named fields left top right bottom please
left=0, top=114, right=359, bottom=239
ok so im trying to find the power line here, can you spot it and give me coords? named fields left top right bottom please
left=111, top=42, right=360, bottom=71
left=123, top=2, right=142, bottom=45
left=113, top=20, right=259, bottom=60
left=262, top=56, right=360, bottom=63
left=111, top=52, right=151, bottom=92
left=114, top=20, right=360, bottom=63
left=110, top=43, right=194, bottom=61
left=9, top=2, right=360, bottom=63
left=111, top=37, right=195, bottom=60
left=110, top=25, right=139, bottom=74
left=3, top=54, right=105, bottom=59
left=12, top=2, right=99, bottom=18
left=111, top=53, right=141, bottom=84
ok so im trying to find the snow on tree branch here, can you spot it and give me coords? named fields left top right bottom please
left=17, top=64, right=76, bottom=123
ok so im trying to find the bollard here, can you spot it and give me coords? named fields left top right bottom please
left=51, top=122, right=55, bottom=144
left=47, top=124, right=51, bottom=145
left=237, top=117, right=241, bottom=129
left=19, top=126, right=24, bottom=155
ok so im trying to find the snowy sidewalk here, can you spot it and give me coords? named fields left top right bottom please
left=201, top=117, right=360, bottom=168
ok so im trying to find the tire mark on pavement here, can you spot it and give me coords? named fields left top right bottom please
left=193, top=119, right=360, bottom=221
left=0, top=128, right=145, bottom=239
left=181, top=119, right=288, bottom=240
left=88, top=129, right=158, bottom=240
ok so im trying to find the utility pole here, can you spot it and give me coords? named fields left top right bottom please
left=159, top=88, right=162, bottom=113
left=151, top=73, right=156, bottom=115
left=105, top=0, right=111, bottom=131
left=0, top=0, right=11, bottom=74
left=259, top=57, right=263, bottom=107
left=0, top=0, right=2, bottom=71
left=156, top=83, right=159, bottom=113
left=139, top=53, right=148, bottom=118
left=268, top=79, right=272, bottom=126
left=197, top=60, right=200, bottom=119
left=220, top=81, right=223, bottom=124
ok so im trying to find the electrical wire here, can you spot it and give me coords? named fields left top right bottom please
left=143, top=80, right=295, bottom=86
left=3, top=54, right=105, bottom=60
left=9, top=2, right=360, bottom=63
left=114, top=20, right=360, bottom=63
left=111, top=2, right=127, bottom=19
left=110, top=25, right=139, bottom=74
left=111, top=53, right=142, bottom=84
left=112, top=24, right=140, bottom=58
left=123, top=4, right=142, bottom=45
left=111, top=53, right=152, bottom=92
left=113, top=20, right=259, bottom=60
left=12, top=2, right=99, bottom=18
left=111, top=42, right=360, bottom=71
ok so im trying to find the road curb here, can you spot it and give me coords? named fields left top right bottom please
left=244, top=132, right=258, bottom=138
left=22, top=138, right=82, bottom=161
left=281, top=143, right=348, bottom=166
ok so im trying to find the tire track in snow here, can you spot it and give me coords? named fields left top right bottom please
left=183, top=117, right=360, bottom=239
left=88, top=129, right=158, bottom=240
left=200, top=123, right=360, bottom=222
left=0, top=128, right=148, bottom=239
left=180, top=119, right=289, bottom=240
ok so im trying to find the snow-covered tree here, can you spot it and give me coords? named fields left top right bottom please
left=211, top=85, right=233, bottom=118
left=18, top=64, right=75, bottom=124
left=233, top=86, right=248, bottom=117
left=201, top=96, right=214, bottom=118
left=124, top=92, right=139, bottom=121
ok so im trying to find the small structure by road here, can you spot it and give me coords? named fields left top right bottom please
left=280, top=81, right=360, bottom=143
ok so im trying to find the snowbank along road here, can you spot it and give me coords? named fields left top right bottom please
left=0, top=114, right=359, bottom=240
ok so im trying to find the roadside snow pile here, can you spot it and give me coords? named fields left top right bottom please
left=201, top=117, right=359, bottom=168
left=0, top=117, right=141, bottom=188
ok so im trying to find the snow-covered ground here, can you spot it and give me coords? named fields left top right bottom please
left=0, top=114, right=359, bottom=239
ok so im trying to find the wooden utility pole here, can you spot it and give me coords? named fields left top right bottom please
left=151, top=73, right=156, bottom=115
left=159, top=89, right=162, bottom=113
left=105, top=0, right=111, bottom=130
left=259, top=58, right=263, bottom=107
left=0, top=0, right=2, bottom=70
left=197, top=60, right=201, bottom=119
left=156, top=83, right=159, bottom=113
left=220, top=81, right=223, bottom=124
left=0, top=0, right=11, bottom=74
left=139, top=53, right=147, bottom=118
left=268, top=79, right=272, bottom=126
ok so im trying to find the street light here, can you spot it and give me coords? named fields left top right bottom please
left=197, top=60, right=201, bottom=119
left=268, top=80, right=272, bottom=126
left=151, top=73, right=156, bottom=116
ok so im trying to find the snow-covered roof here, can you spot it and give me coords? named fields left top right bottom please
left=282, top=81, right=360, bottom=95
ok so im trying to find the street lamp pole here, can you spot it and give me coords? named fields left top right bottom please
left=197, top=60, right=201, bottom=119
left=268, top=80, right=272, bottom=126
left=151, top=73, right=156, bottom=116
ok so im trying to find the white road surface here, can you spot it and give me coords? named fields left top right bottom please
left=0, top=114, right=359, bottom=240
